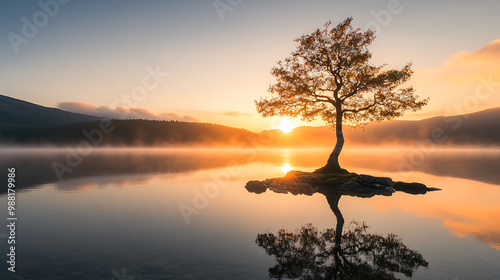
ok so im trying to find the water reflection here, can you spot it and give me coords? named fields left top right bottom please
left=340, top=148, right=500, bottom=185
left=1, top=148, right=499, bottom=253
left=1, top=148, right=499, bottom=194
left=0, top=148, right=256, bottom=194
left=249, top=183, right=431, bottom=279
left=256, top=192, right=429, bottom=279
left=256, top=221, right=428, bottom=279
left=0, top=148, right=498, bottom=279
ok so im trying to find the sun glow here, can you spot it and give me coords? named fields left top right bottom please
left=281, top=163, right=292, bottom=174
left=278, top=118, right=296, bottom=133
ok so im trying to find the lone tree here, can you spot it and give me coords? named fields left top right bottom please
left=256, top=18, right=428, bottom=173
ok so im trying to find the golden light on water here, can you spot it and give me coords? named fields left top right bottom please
left=281, top=163, right=292, bottom=174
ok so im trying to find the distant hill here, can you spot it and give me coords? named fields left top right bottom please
left=0, top=94, right=102, bottom=129
left=0, top=94, right=499, bottom=147
left=1, top=119, right=257, bottom=146
left=259, top=107, right=500, bottom=147
left=0, top=94, right=256, bottom=146
left=348, top=107, right=500, bottom=146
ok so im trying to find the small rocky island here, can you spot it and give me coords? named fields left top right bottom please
left=246, top=170, right=441, bottom=198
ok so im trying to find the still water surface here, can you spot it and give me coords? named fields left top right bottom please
left=0, top=148, right=499, bottom=279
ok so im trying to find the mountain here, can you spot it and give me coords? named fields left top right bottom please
left=0, top=94, right=102, bottom=129
left=0, top=94, right=499, bottom=147
left=348, top=107, right=500, bottom=146
left=4, top=119, right=256, bottom=146
left=259, top=107, right=500, bottom=147
left=0, top=94, right=256, bottom=146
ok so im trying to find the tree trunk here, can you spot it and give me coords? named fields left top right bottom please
left=325, top=193, right=344, bottom=250
left=315, top=108, right=345, bottom=174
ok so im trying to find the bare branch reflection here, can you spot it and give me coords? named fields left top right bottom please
left=255, top=191, right=429, bottom=279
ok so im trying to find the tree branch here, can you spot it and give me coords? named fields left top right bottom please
left=343, top=93, right=379, bottom=113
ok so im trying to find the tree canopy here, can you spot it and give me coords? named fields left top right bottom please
left=255, top=17, right=429, bottom=172
left=256, top=17, right=428, bottom=127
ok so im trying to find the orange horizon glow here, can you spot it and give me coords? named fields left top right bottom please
left=277, top=118, right=297, bottom=133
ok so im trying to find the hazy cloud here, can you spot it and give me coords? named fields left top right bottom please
left=453, top=39, right=500, bottom=60
left=223, top=111, right=252, bottom=117
left=58, top=101, right=198, bottom=122
left=412, top=39, right=500, bottom=116
left=414, top=39, right=500, bottom=87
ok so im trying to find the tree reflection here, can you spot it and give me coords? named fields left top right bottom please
left=256, top=192, right=429, bottom=279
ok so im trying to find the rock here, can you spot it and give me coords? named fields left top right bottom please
left=285, top=170, right=358, bottom=186
left=269, top=185, right=288, bottom=194
left=324, top=173, right=359, bottom=185
left=339, top=181, right=370, bottom=192
left=245, top=180, right=267, bottom=194
left=261, top=178, right=315, bottom=196
left=370, top=183, right=396, bottom=196
left=394, top=181, right=430, bottom=194
left=356, top=175, right=394, bottom=196
left=375, top=177, right=394, bottom=188
left=287, top=182, right=315, bottom=196
left=245, top=170, right=439, bottom=198
left=285, top=170, right=309, bottom=178
left=358, top=174, right=376, bottom=185
left=337, top=181, right=378, bottom=198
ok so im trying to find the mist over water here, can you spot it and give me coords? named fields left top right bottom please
left=1, top=147, right=498, bottom=191
left=0, top=147, right=499, bottom=279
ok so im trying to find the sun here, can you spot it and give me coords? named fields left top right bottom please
left=281, top=163, right=292, bottom=174
left=277, top=118, right=296, bottom=133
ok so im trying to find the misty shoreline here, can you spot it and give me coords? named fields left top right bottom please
left=1, top=145, right=500, bottom=151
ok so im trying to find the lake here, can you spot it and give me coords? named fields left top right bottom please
left=0, top=147, right=499, bottom=279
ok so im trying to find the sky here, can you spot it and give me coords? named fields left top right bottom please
left=1, top=0, right=500, bottom=132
